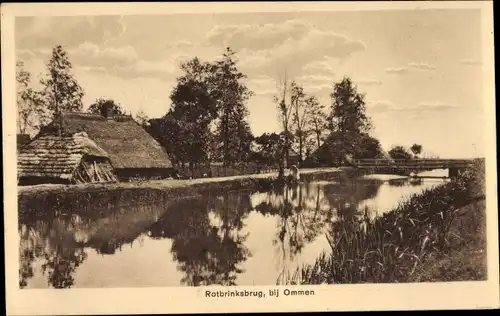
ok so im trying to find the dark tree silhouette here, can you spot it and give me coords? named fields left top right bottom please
left=39, top=45, right=84, bottom=119
left=410, top=144, right=423, bottom=158
left=87, top=98, right=124, bottom=117
left=389, top=145, right=413, bottom=160
left=329, top=77, right=372, bottom=165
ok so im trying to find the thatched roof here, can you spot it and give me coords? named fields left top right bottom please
left=40, top=112, right=172, bottom=169
left=18, top=133, right=111, bottom=180
left=17, top=134, right=31, bottom=149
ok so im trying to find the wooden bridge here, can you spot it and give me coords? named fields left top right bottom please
left=352, top=158, right=479, bottom=177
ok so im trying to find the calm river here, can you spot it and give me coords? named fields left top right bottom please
left=19, top=170, right=448, bottom=288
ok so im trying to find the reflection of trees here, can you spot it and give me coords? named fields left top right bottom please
left=323, top=180, right=382, bottom=220
left=388, top=179, right=407, bottom=187
left=148, top=192, right=252, bottom=286
left=19, top=221, right=87, bottom=289
left=388, top=178, right=423, bottom=188
left=19, top=224, right=44, bottom=288
left=253, top=182, right=333, bottom=283
left=19, top=203, right=167, bottom=288
left=409, top=178, right=423, bottom=186
left=255, top=180, right=382, bottom=284
left=41, top=247, right=87, bottom=288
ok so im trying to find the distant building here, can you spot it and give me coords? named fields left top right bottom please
left=17, top=111, right=174, bottom=184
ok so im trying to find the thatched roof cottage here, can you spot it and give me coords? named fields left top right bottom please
left=18, top=112, right=174, bottom=184
left=18, top=132, right=117, bottom=185
left=17, top=134, right=31, bottom=151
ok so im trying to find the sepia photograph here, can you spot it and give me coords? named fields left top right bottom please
left=3, top=1, right=499, bottom=315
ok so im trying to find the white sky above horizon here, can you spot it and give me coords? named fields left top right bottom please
left=15, top=10, right=486, bottom=158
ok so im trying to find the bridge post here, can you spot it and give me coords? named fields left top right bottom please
left=449, top=167, right=459, bottom=178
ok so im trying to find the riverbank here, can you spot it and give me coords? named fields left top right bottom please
left=18, top=167, right=359, bottom=218
left=293, top=161, right=486, bottom=284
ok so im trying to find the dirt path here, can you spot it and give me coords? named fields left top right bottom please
left=18, top=167, right=344, bottom=194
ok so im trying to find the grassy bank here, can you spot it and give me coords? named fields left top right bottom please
left=291, top=161, right=486, bottom=284
left=18, top=167, right=359, bottom=218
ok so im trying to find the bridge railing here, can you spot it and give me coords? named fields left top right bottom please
left=353, top=159, right=475, bottom=167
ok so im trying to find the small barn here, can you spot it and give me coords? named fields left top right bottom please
left=36, top=112, right=174, bottom=181
left=18, top=132, right=117, bottom=185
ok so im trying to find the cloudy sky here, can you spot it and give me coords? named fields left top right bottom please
left=16, top=9, right=486, bottom=158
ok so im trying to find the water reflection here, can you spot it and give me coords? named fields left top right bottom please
left=19, top=175, right=444, bottom=288
left=148, top=194, right=252, bottom=286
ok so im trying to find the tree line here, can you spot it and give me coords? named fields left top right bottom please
left=16, top=44, right=426, bottom=176
left=16, top=45, right=141, bottom=135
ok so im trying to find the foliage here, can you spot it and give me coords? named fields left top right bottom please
left=148, top=113, right=212, bottom=170
left=305, top=95, right=327, bottom=154
left=328, top=77, right=372, bottom=164
left=39, top=45, right=84, bottom=119
left=388, top=145, right=413, bottom=160
left=149, top=49, right=254, bottom=171
left=313, top=131, right=384, bottom=165
left=410, top=144, right=423, bottom=158
left=210, top=48, right=254, bottom=166
left=353, top=133, right=385, bottom=159
left=290, top=81, right=309, bottom=162
left=16, top=61, right=47, bottom=134
left=274, top=72, right=295, bottom=169
left=251, top=132, right=288, bottom=167
left=87, top=98, right=124, bottom=116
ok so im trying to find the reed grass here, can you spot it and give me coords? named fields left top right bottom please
left=290, top=162, right=486, bottom=284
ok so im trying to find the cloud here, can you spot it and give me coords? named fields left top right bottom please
left=204, top=19, right=314, bottom=51
left=246, top=75, right=278, bottom=96
left=68, top=42, right=138, bottom=67
left=385, top=61, right=437, bottom=75
left=76, top=65, right=108, bottom=74
left=367, top=100, right=398, bottom=113
left=302, top=60, right=336, bottom=77
left=67, top=42, right=188, bottom=81
left=16, top=48, right=51, bottom=61
left=408, top=62, right=437, bottom=70
left=368, top=100, right=458, bottom=118
left=416, top=101, right=458, bottom=111
left=460, top=59, right=482, bottom=66
left=296, top=74, right=333, bottom=84
left=356, top=78, right=382, bottom=85
left=16, top=16, right=125, bottom=51
left=165, top=40, right=193, bottom=49
left=209, top=19, right=365, bottom=77
left=385, top=67, right=409, bottom=75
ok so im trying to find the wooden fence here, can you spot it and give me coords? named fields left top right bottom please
left=176, top=163, right=279, bottom=179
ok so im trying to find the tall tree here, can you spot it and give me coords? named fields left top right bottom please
left=149, top=57, right=218, bottom=173
left=329, top=77, right=371, bottom=165
left=40, top=45, right=84, bottom=124
left=87, top=98, right=124, bottom=117
left=16, top=61, right=47, bottom=135
left=290, top=81, right=308, bottom=163
left=274, top=72, right=294, bottom=173
left=410, top=143, right=423, bottom=159
left=304, top=95, right=327, bottom=153
left=210, top=47, right=254, bottom=171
